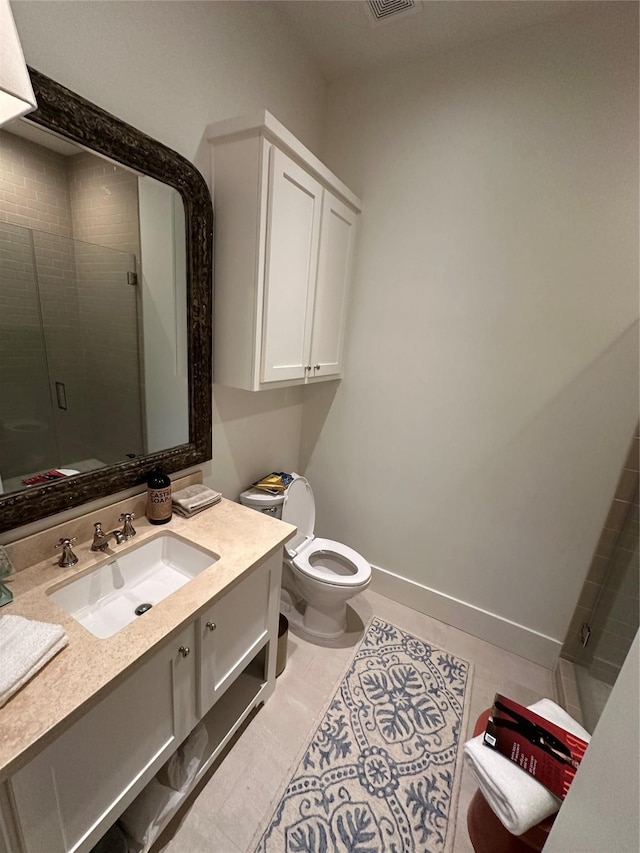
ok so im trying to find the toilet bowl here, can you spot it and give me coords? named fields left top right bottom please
left=281, top=476, right=371, bottom=640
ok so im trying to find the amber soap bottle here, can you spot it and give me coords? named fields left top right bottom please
left=146, top=466, right=172, bottom=525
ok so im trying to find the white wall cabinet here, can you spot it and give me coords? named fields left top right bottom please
left=260, top=147, right=322, bottom=384
left=4, top=552, right=282, bottom=853
left=208, top=111, right=361, bottom=391
left=311, top=191, right=359, bottom=378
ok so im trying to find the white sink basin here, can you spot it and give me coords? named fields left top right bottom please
left=49, top=533, right=219, bottom=638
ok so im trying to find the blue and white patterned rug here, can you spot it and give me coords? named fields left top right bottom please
left=253, top=617, right=472, bottom=853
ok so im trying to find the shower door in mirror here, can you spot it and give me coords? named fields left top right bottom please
left=0, top=221, right=142, bottom=493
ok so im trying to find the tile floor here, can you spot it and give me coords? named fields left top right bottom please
left=154, top=590, right=557, bottom=852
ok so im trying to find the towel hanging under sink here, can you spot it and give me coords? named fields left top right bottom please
left=0, top=614, right=68, bottom=708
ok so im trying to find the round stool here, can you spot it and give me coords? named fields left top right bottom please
left=466, top=710, right=555, bottom=853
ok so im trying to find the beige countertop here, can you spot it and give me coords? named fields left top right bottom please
left=0, top=495, right=295, bottom=783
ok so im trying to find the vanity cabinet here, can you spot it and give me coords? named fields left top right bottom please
left=0, top=791, right=19, bottom=853
left=8, top=621, right=197, bottom=853
left=208, top=111, right=361, bottom=391
left=4, top=552, right=282, bottom=853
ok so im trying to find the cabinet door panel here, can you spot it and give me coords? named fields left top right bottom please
left=310, top=192, right=357, bottom=378
left=10, top=624, right=196, bottom=853
left=261, top=148, right=322, bottom=383
left=0, top=787, right=20, bottom=853
left=199, top=558, right=273, bottom=715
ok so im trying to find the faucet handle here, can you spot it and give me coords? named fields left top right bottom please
left=91, top=522, right=109, bottom=552
left=56, top=537, right=78, bottom=567
left=119, top=512, right=136, bottom=540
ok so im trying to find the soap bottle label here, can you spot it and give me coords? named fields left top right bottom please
left=147, top=486, right=172, bottom=523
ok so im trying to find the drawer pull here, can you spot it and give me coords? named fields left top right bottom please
left=178, top=645, right=190, bottom=658
left=206, top=621, right=216, bottom=632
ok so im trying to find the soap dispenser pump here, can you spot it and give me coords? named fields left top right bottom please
left=146, top=466, right=172, bottom=525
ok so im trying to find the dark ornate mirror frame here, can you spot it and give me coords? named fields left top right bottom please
left=0, top=67, right=213, bottom=534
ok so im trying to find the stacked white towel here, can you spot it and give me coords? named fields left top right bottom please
left=463, top=698, right=591, bottom=836
left=0, top=614, right=68, bottom=708
left=120, top=779, right=182, bottom=852
left=171, top=484, right=222, bottom=518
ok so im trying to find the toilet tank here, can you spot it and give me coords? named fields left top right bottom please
left=239, top=487, right=284, bottom=519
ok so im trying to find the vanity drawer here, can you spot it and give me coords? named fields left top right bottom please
left=9, top=623, right=197, bottom=853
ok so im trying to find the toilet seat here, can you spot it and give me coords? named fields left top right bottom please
left=291, top=537, right=371, bottom=587
left=282, top=477, right=371, bottom=587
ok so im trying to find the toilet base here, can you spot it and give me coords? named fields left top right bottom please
left=282, top=595, right=347, bottom=640
left=281, top=560, right=370, bottom=641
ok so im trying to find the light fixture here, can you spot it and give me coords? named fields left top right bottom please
left=0, top=0, right=36, bottom=126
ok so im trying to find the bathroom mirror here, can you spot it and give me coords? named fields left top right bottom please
left=0, top=67, right=213, bottom=534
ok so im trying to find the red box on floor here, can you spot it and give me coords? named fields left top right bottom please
left=483, top=694, right=588, bottom=800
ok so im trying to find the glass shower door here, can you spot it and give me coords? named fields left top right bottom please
left=572, top=482, right=639, bottom=731
left=33, top=231, right=144, bottom=469
left=0, top=222, right=59, bottom=491
left=0, top=221, right=144, bottom=495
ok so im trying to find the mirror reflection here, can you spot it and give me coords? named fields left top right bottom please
left=0, top=122, right=188, bottom=496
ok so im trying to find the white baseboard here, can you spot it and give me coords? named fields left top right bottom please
left=370, top=563, right=562, bottom=669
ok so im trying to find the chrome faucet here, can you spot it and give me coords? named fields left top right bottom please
left=119, top=512, right=136, bottom=540
left=91, top=522, right=125, bottom=552
left=90, top=513, right=136, bottom=552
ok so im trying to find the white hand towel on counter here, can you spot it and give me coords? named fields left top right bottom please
left=0, top=614, right=68, bottom=708
left=171, top=484, right=222, bottom=517
left=463, top=698, right=591, bottom=836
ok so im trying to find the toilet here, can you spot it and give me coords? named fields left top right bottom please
left=281, top=476, right=371, bottom=640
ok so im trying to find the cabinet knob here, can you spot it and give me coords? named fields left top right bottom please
left=206, top=621, right=216, bottom=632
left=314, top=364, right=321, bottom=371
left=178, top=645, right=190, bottom=658
left=305, top=365, right=312, bottom=372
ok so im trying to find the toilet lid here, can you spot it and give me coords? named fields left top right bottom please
left=282, top=476, right=315, bottom=556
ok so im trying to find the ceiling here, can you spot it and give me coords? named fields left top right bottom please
left=273, top=0, right=594, bottom=82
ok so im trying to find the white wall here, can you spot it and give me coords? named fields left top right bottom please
left=545, top=631, right=639, bottom=852
left=304, top=3, right=639, bottom=664
left=11, top=0, right=327, bottom=502
left=8, top=3, right=639, bottom=669
left=12, top=1, right=326, bottom=163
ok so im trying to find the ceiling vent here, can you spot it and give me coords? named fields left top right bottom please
left=366, top=0, right=420, bottom=24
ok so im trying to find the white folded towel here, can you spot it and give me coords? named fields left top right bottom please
left=156, top=721, right=208, bottom=792
left=119, top=778, right=182, bottom=852
left=0, top=614, right=69, bottom=708
left=463, top=698, right=590, bottom=836
left=171, top=484, right=222, bottom=517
